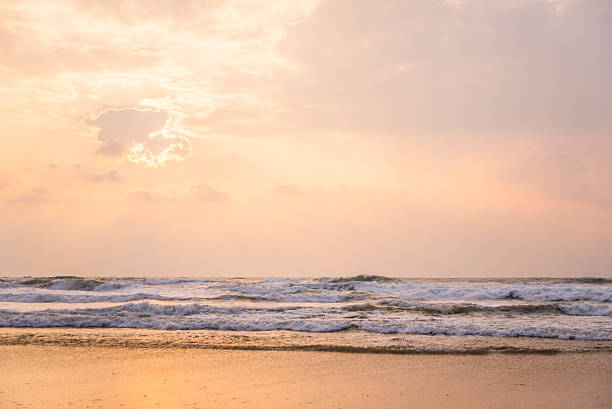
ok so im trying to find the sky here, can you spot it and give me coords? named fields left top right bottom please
left=0, top=0, right=611, bottom=277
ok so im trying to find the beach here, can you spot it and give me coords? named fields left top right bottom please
left=1, top=276, right=610, bottom=407
left=1, top=343, right=611, bottom=409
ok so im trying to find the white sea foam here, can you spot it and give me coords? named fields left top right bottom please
left=345, top=281, right=612, bottom=302
left=0, top=292, right=195, bottom=303
left=558, top=303, right=612, bottom=316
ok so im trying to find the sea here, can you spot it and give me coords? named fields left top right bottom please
left=1, top=275, right=611, bottom=353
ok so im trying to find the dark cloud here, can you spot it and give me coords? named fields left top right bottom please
left=87, top=108, right=191, bottom=166
left=73, top=165, right=122, bottom=183
left=88, top=108, right=167, bottom=156
left=96, top=140, right=126, bottom=157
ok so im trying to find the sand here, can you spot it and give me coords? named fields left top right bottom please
left=0, top=345, right=611, bottom=409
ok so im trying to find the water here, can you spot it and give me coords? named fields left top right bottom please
left=1, top=275, right=611, bottom=352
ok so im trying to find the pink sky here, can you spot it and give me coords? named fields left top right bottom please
left=1, top=0, right=611, bottom=276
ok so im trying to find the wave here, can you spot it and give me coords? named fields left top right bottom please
left=0, top=292, right=196, bottom=303
left=1, top=302, right=610, bottom=341
left=326, top=274, right=396, bottom=283
left=339, top=282, right=612, bottom=302
left=2, top=292, right=609, bottom=316
left=2, top=277, right=131, bottom=292
left=359, top=323, right=612, bottom=341
left=0, top=291, right=352, bottom=304
left=381, top=300, right=612, bottom=317
left=37, top=302, right=304, bottom=316
left=1, top=314, right=608, bottom=341
left=1, top=276, right=610, bottom=342
left=558, top=303, right=612, bottom=316
left=3, top=276, right=611, bottom=302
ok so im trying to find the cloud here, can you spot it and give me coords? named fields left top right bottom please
left=275, top=0, right=612, bottom=138
left=0, top=0, right=318, bottom=129
left=6, top=188, right=49, bottom=205
left=500, top=147, right=612, bottom=211
left=126, top=190, right=158, bottom=202
left=68, top=0, right=224, bottom=25
left=126, top=183, right=229, bottom=204
left=191, top=183, right=229, bottom=203
left=87, top=108, right=191, bottom=167
left=73, top=165, right=121, bottom=183
left=96, top=140, right=126, bottom=157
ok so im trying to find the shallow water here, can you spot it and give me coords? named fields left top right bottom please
left=1, top=275, right=611, bottom=346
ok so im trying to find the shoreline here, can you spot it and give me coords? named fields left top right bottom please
left=1, top=327, right=611, bottom=354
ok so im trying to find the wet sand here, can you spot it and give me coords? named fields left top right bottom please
left=2, top=327, right=611, bottom=353
left=1, top=345, right=611, bottom=409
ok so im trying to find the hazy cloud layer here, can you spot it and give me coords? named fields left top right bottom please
left=276, top=0, right=612, bottom=138
left=0, top=0, right=611, bottom=275
left=500, top=147, right=612, bottom=211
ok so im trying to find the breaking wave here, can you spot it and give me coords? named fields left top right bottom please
left=1, top=276, right=610, bottom=342
left=1, top=301, right=610, bottom=341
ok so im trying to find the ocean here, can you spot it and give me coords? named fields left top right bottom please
left=1, top=275, right=611, bottom=353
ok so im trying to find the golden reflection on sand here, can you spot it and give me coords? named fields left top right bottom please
left=1, top=345, right=611, bottom=409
